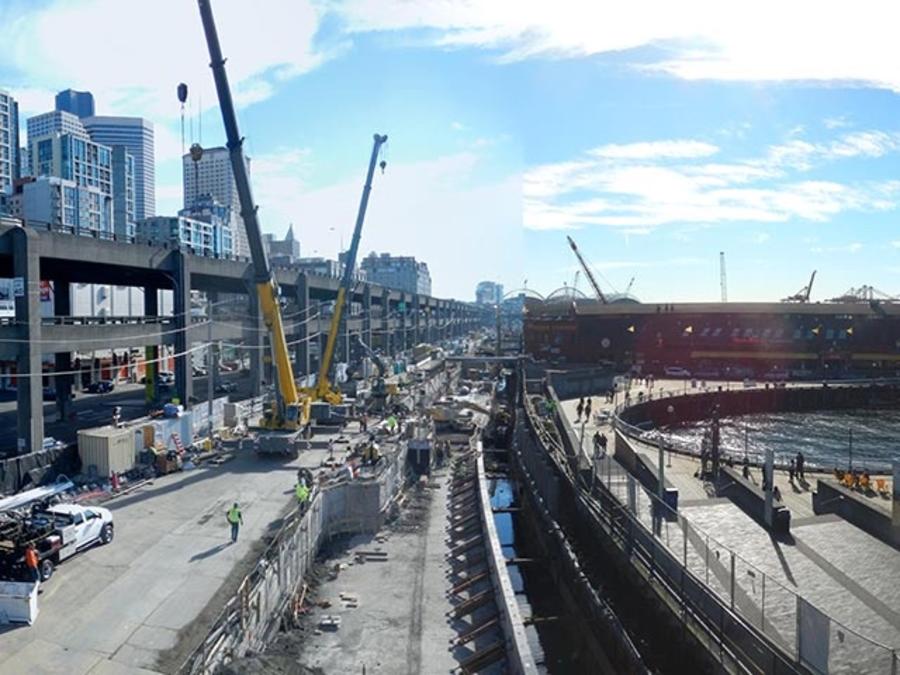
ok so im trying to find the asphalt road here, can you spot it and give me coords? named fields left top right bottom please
left=0, top=372, right=250, bottom=455
left=0, top=441, right=336, bottom=674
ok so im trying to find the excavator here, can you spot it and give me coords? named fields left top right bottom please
left=199, top=0, right=387, bottom=435
left=352, top=335, right=399, bottom=413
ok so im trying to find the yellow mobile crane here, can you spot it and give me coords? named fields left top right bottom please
left=198, top=0, right=306, bottom=430
left=301, top=134, right=388, bottom=408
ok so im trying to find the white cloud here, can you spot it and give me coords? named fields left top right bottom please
left=811, top=242, right=864, bottom=254
left=823, top=116, right=850, bottom=130
left=251, top=149, right=522, bottom=298
left=523, top=130, right=900, bottom=231
left=330, top=0, right=900, bottom=91
left=590, top=140, right=719, bottom=160
left=450, top=121, right=466, bottom=131
left=1, top=0, right=327, bottom=121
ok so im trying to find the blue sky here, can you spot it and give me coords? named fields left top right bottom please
left=1, top=0, right=899, bottom=301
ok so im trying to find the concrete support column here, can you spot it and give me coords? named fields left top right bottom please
left=172, top=252, right=193, bottom=407
left=11, top=228, right=43, bottom=455
left=294, top=274, right=310, bottom=381
left=207, top=290, right=219, bottom=396
left=246, top=280, right=264, bottom=398
left=380, top=289, right=390, bottom=355
left=52, top=280, right=73, bottom=421
left=362, top=285, right=373, bottom=351
left=413, top=295, right=421, bottom=346
left=144, top=287, right=159, bottom=404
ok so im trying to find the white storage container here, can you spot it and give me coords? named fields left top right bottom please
left=0, top=581, right=39, bottom=624
left=78, top=426, right=137, bottom=477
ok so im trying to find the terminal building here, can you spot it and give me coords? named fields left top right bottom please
left=525, top=299, right=900, bottom=378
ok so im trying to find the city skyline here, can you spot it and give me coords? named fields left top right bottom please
left=0, top=1, right=898, bottom=301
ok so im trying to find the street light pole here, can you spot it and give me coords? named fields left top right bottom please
left=207, top=311, right=214, bottom=442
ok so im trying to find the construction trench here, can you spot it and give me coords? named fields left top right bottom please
left=176, top=357, right=553, bottom=675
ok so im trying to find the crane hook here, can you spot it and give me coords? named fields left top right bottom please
left=379, top=159, right=387, bottom=174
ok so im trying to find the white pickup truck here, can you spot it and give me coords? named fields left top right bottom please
left=27, top=504, right=115, bottom=580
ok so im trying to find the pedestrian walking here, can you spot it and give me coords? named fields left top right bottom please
left=576, top=397, right=585, bottom=423
left=796, top=451, right=805, bottom=481
left=761, top=463, right=769, bottom=491
left=584, top=398, right=592, bottom=422
left=24, top=543, right=39, bottom=584
left=226, top=502, right=243, bottom=543
left=788, top=458, right=795, bottom=484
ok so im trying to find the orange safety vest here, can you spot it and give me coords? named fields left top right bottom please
left=24, top=548, right=38, bottom=569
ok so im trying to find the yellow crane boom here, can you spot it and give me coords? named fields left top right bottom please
left=198, top=0, right=305, bottom=428
left=307, top=134, right=388, bottom=405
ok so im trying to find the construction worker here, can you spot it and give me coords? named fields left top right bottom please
left=24, top=543, right=39, bottom=584
left=226, top=502, right=243, bottom=543
left=295, top=482, right=310, bottom=512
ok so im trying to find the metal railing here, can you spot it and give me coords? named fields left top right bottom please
left=612, top=380, right=900, bottom=472
left=527, top=385, right=900, bottom=674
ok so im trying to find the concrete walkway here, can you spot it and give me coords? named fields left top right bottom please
left=0, top=443, right=333, bottom=675
left=559, top=386, right=900, bottom=670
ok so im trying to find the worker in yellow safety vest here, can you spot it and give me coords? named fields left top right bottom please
left=295, top=482, right=310, bottom=511
left=226, top=502, right=243, bottom=543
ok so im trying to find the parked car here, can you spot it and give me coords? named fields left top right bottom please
left=158, top=372, right=175, bottom=385
left=85, top=380, right=115, bottom=394
left=215, top=381, right=237, bottom=394
left=664, top=366, right=691, bottom=378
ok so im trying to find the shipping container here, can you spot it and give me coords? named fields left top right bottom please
left=78, top=426, right=138, bottom=477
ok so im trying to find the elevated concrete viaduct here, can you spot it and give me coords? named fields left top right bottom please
left=0, top=225, right=487, bottom=454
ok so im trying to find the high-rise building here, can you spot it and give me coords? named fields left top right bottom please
left=55, top=89, right=95, bottom=118
left=263, top=224, right=301, bottom=265
left=136, top=214, right=233, bottom=258
left=182, top=146, right=249, bottom=258
left=475, top=281, right=504, bottom=305
left=295, top=257, right=341, bottom=277
left=83, top=116, right=154, bottom=220
left=111, top=146, right=135, bottom=239
left=0, top=90, right=19, bottom=197
left=361, top=252, right=432, bottom=295
left=26, top=110, right=90, bottom=145
left=29, top=133, right=113, bottom=195
left=27, top=126, right=134, bottom=236
left=7, top=176, right=112, bottom=236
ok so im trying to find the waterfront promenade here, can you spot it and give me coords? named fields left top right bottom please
left=560, top=380, right=900, bottom=673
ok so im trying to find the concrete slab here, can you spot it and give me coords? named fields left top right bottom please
left=87, top=659, right=163, bottom=675
left=124, top=625, right=180, bottom=653
left=144, top=576, right=225, bottom=631
left=0, top=638, right=103, bottom=674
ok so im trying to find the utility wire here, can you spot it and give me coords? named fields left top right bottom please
left=9, top=342, right=212, bottom=379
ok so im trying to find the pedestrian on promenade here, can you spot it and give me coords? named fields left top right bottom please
left=576, top=397, right=585, bottom=422
left=226, top=502, right=243, bottom=543
left=796, top=451, right=805, bottom=481
left=788, top=458, right=795, bottom=484
left=761, top=463, right=769, bottom=491
left=584, top=398, right=592, bottom=422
